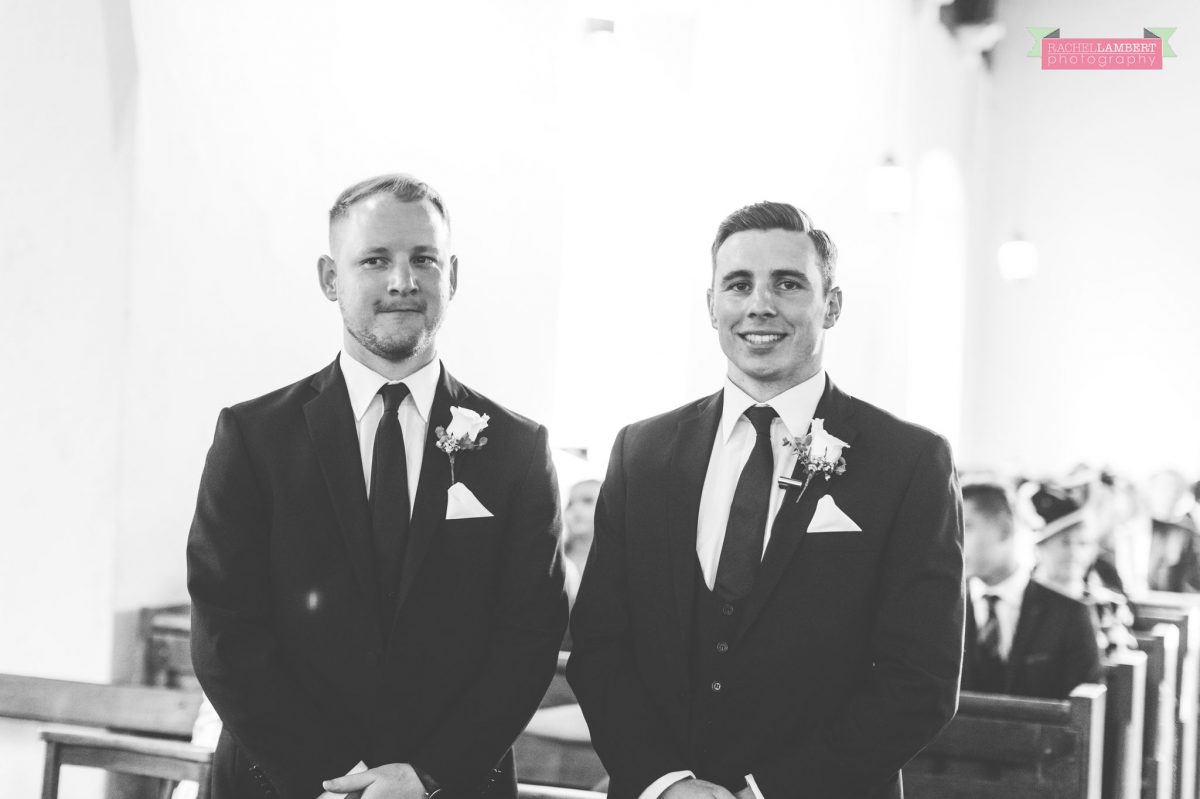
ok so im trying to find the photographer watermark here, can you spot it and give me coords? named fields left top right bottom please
left=1028, top=27, right=1177, bottom=70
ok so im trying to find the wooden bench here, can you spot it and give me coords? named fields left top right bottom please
left=1137, top=625, right=1181, bottom=799
left=1135, top=593, right=1200, bottom=799
left=0, top=673, right=207, bottom=799
left=1104, top=649, right=1147, bottom=799
left=904, top=684, right=1107, bottom=798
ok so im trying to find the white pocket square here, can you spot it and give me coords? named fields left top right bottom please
left=807, top=495, right=862, bottom=533
left=446, top=482, right=494, bottom=520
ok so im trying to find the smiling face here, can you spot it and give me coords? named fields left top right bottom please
left=708, top=229, right=842, bottom=400
left=318, top=195, right=457, bottom=377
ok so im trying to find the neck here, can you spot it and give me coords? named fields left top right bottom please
left=728, top=364, right=822, bottom=403
left=344, top=337, right=437, bottom=381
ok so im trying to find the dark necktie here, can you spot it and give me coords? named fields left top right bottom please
left=715, top=405, right=779, bottom=601
left=975, top=593, right=1006, bottom=692
left=371, top=383, right=411, bottom=617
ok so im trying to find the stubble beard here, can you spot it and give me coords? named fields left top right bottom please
left=345, top=311, right=442, bottom=365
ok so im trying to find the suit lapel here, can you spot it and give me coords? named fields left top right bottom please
left=737, top=376, right=859, bottom=642
left=666, top=392, right=723, bottom=651
left=1006, top=580, right=1044, bottom=692
left=304, top=359, right=382, bottom=636
left=390, top=365, right=462, bottom=626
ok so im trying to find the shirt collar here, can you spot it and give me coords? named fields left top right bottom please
left=339, top=350, right=441, bottom=424
left=719, top=369, right=826, bottom=444
left=969, top=567, right=1031, bottom=607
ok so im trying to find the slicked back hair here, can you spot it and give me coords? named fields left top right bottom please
left=963, top=481, right=1016, bottom=539
left=328, top=173, right=450, bottom=230
left=711, top=201, right=837, bottom=294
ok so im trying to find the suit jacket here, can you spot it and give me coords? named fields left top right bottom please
left=567, top=376, right=964, bottom=799
left=187, top=359, right=568, bottom=799
left=962, top=579, right=1102, bottom=699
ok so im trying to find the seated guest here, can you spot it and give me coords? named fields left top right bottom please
left=1029, top=482, right=1138, bottom=654
left=962, top=481, right=1102, bottom=698
left=1148, top=469, right=1200, bottom=592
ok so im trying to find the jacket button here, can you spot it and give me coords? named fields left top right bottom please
left=711, top=681, right=722, bottom=692
left=716, top=641, right=729, bottom=654
left=722, top=604, right=734, bottom=616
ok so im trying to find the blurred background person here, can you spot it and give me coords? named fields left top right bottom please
left=562, top=478, right=600, bottom=609
left=1148, top=469, right=1200, bottom=592
left=961, top=480, right=1101, bottom=699
left=1028, top=482, right=1137, bottom=655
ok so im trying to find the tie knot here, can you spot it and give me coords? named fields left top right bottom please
left=379, top=382, right=410, bottom=414
left=743, top=405, right=778, bottom=437
left=984, top=593, right=1000, bottom=609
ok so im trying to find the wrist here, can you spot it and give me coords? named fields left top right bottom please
left=411, top=764, right=441, bottom=798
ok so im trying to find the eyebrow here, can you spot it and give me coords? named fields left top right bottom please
left=356, top=245, right=442, bottom=257
left=718, top=268, right=810, bottom=283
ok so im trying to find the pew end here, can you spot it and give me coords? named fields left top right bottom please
left=905, top=684, right=1107, bottom=798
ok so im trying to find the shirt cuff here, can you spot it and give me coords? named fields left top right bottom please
left=745, top=774, right=765, bottom=799
left=639, top=771, right=696, bottom=799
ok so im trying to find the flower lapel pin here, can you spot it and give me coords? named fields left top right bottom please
left=778, top=418, right=850, bottom=503
left=435, top=406, right=490, bottom=484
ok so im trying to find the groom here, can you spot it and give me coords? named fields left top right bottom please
left=568, top=202, right=964, bottom=799
left=188, top=174, right=567, bottom=799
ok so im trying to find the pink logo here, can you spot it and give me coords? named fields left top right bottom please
left=1028, top=28, right=1177, bottom=70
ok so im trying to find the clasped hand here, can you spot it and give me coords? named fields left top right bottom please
left=321, top=763, right=426, bottom=799
left=663, top=777, right=755, bottom=799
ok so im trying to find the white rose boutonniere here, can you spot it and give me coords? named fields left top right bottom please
left=436, top=406, right=490, bottom=483
left=779, top=418, right=850, bottom=503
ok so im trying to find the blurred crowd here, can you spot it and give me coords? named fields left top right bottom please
left=960, top=466, right=1200, bottom=698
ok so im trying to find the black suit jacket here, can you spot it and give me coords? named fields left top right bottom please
left=187, top=359, right=568, bottom=799
left=567, top=376, right=964, bottom=799
left=962, top=579, right=1102, bottom=699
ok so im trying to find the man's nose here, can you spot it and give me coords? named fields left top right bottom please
left=747, top=284, right=777, bottom=316
left=386, top=263, right=418, bottom=294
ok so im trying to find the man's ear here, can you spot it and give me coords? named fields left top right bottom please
left=823, top=286, right=843, bottom=329
left=706, top=287, right=717, bottom=328
left=448, top=255, right=459, bottom=299
left=317, top=255, right=338, bottom=301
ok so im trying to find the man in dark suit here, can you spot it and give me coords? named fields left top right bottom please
left=960, top=481, right=1101, bottom=698
left=567, top=202, right=964, bottom=799
left=187, top=174, right=567, bottom=799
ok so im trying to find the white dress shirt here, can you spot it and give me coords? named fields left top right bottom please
left=968, top=568, right=1031, bottom=661
left=339, top=350, right=441, bottom=509
left=643, top=370, right=826, bottom=799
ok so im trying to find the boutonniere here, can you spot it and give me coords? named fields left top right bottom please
left=778, top=418, right=850, bottom=503
left=435, top=406, right=490, bottom=484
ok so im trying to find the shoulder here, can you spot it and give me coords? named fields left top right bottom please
left=844, top=393, right=950, bottom=457
left=1028, top=580, right=1093, bottom=620
left=222, top=362, right=333, bottom=427
left=618, top=394, right=719, bottom=448
left=449, top=375, right=545, bottom=442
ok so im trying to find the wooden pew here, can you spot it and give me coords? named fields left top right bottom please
left=0, top=673, right=202, bottom=737
left=0, top=673, right=207, bottom=799
left=1135, top=593, right=1200, bottom=799
left=1105, top=649, right=1147, bottom=799
left=1137, top=625, right=1181, bottom=799
left=904, top=684, right=1107, bottom=799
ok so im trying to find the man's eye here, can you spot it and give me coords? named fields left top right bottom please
left=412, top=255, right=437, bottom=266
left=727, top=281, right=751, bottom=292
left=778, top=280, right=802, bottom=290
left=362, top=257, right=386, bottom=267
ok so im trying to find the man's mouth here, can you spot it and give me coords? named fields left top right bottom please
left=739, top=332, right=786, bottom=345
